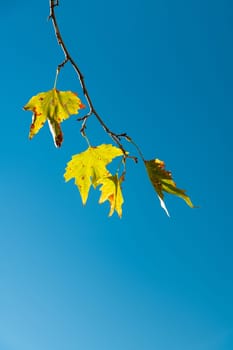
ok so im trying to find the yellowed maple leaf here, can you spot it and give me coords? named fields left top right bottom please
left=23, top=89, right=84, bottom=147
left=145, top=158, right=194, bottom=216
left=98, top=174, right=124, bottom=218
left=64, top=144, right=124, bottom=205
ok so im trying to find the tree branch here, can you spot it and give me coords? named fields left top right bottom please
left=48, top=0, right=138, bottom=161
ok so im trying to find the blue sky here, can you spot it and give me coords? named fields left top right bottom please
left=0, top=0, right=233, bottom=349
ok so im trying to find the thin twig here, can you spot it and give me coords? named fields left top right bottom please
left=49, top=0, right=135, bottom=158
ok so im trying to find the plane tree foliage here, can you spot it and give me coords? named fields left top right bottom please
left=24, top=0, right=194, bottom=218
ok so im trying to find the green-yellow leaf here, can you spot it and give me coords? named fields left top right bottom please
left=64, top=144, right=124, bottom=205
left=23, top=89, right=84, bottom=147
left=98, top=174, right=124, bottom=218
left=145, top=158, right=194, bottom=215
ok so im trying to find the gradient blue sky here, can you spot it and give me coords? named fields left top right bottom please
left=1, top=0, right=233, bottom=349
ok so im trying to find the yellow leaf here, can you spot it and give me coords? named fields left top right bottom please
left=23, top=89, right=84, bottom=147
left=64, top=144, right=124, bottom=205
left=98, top=174, right=124, bottom=218
left=145, top=158, right=194, bottom=215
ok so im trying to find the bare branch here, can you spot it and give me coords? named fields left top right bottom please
left=48, top=0, right=135, bottom=158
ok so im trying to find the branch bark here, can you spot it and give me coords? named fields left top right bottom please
left=48, top=0, right=138, bottom=161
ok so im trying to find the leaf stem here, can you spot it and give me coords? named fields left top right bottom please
left=84, top=135, right=91, bottom=147
left=125, top=136, right=145, bottom=162
left=53, top=68, right=59, bottom=88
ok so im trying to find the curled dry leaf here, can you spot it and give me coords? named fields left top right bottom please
left=145, top=158, right=194, bottom=216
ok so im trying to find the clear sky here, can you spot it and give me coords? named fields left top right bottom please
left=0, top=0, right=233, bottom=349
